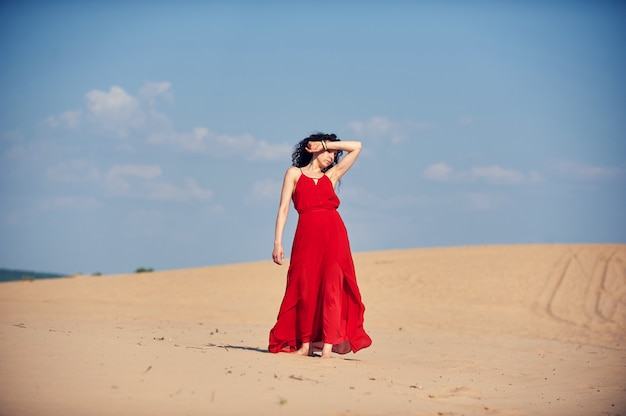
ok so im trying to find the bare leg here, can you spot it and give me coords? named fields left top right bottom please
left=321, top=343, right=333, bottom=359
left=294, top=342, right=311, bottom=356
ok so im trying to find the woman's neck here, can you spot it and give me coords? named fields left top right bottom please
left=304, top=162, right=322, bottom=174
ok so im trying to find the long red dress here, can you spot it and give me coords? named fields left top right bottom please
left=268, top=172, right=372, bottom=354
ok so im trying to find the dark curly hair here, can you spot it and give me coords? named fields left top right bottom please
left=291, top=133, right=343, bottom=173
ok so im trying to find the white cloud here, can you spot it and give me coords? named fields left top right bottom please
left=184, top=178, right=214, bottom=200
left=251, top=139, right=292, bottom=161
left=86, top=86, right=139, bottom=117
left=347, top=116, right=429, bottom=143
left=144, top=178, right=213, bottom=201
left=46, top=82, right=289, bottom=161
left=106, top=164, right=162, bottom=193
left=104, top=164, right=212, bottom=201
left=154, top=127, right=210, bottom=152
left=424, top=162, right=455, bottom=181
left=211, top=132, right=257, bottom=155
left=550, top=160, right=622, bottom=180
left=85, top=86, right=144, bottom=137
left=470, top=166, right=525, bottom=185
left=47, top=85, right=148, bottom=137
left=47, top=82, right=172, bottom=138
left=46, top=110, right=82, bottom=129
left=152, top=127, right=291, bottom=161
left=424, top=163, right=540, bottom=185
left=250, top=140, right=293, bottom=160
left=348, top=117, right=393, bottom=137
left=139, top=81, right=172, bottom=104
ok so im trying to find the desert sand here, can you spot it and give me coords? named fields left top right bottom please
left=0, top=244, right=625, bottom=416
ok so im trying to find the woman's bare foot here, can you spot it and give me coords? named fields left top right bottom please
left=294, top=342, right=310, bottom=356
left=321, top=343, right=333, bottom=359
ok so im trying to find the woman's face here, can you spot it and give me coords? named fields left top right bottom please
left=318, top=149, right=338, bottom=168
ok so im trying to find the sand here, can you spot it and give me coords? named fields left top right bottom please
left=0, top=244, right=624, bottom=416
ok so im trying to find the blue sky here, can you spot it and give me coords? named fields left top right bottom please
left=1, top=1, right=624, bottom=275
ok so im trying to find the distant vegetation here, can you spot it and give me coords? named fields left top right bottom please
left=0, top=267, right=156, bottom=282
left=0, top=268, right=66, bottom=283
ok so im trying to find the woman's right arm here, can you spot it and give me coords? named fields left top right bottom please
left=272, top=167, right=298, bottom=265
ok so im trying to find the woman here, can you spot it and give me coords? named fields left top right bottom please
left=268, top=133, right=372, bottom=358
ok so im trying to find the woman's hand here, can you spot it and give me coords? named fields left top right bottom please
left=272, top=243, right=285, bottom=265
left=306, top=141, right=324, bottom=153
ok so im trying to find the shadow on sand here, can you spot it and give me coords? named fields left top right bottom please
left=203, top=343, right=269, bottom=354
left=199, top=342, right=361, bottom=360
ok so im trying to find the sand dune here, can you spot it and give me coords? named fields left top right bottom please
left=0, top=244, right=624, bottom=415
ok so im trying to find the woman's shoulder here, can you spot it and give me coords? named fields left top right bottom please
left=284, top=166, right=302, bottom=183
left=285, top=166, right=301, bottom=177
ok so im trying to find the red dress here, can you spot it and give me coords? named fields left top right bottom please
left=268, top=172, right=372, bottom=354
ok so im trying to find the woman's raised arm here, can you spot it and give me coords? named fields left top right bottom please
left=326, top=140, right=362, bottom=184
